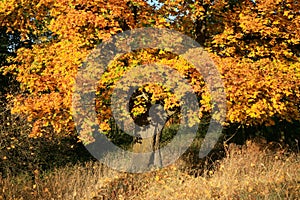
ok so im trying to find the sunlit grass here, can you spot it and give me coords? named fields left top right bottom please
left=0, top=139, right=299, bottom=200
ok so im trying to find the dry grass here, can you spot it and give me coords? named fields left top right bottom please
left=0, top=162, right=119, bottom=200
left=135, top=140, right=300, bottom=200
left=0, top=140, right=299, bottom=200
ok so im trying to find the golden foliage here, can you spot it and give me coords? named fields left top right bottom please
left=1, top=0, right=300, bottom=137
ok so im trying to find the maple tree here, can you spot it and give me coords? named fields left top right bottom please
left=0, top=0, right=157, bottom=138
left=0, top=0, right=299, bottom=144
left=157, top=0, right=300, bottom=130
left=210, top=0, right=300, bottom=128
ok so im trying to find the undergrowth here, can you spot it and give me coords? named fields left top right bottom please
left=0, top=139, right=299, bottom=200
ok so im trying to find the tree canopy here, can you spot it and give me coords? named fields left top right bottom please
left=0, top=0, right=299, bottom=141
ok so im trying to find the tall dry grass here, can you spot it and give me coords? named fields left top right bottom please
left=135, top=140, right=300, bottom=200
left=0, top=140, right=299, bottom=200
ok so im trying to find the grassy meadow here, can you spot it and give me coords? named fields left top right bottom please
left=0, top=138, right=299, bottom=200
